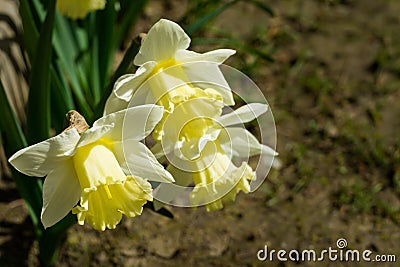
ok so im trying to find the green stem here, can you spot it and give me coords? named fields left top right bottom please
left=38, top=213, right=77, bottom=267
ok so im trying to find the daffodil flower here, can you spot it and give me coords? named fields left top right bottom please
left=9, top=105, right=174, bottom=230
left=56, top=0, right=106, bottom=19
left=167, top=141, right=257, bottom=212
left=151, top=87, right=277, bottom=211
left=104, top=19, right=236, bottom=115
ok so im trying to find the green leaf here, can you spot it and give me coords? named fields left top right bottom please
left=115, top=0, right=148, bottom=46
left=96, top=0, right=117, bottom=96
left=26, top=0, right=56, bottom=144
left=0, top=79, right=43, bottom=237
left=86, top=14, right=101, bottom=106
left=245, top=0, right=274, bottom=16
left=182, top=0, right=274, bottom=36
left=52, top=15, right=92, bottom=119
left=50, top=65, right=75, bottom=133
left=19, top=0, right=39, bottom=58
left=184, top=0, right=238, bottom=35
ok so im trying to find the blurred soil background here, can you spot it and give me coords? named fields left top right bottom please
left=1, top=0, right=400, bottom=266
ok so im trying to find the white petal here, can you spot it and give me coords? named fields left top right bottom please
left=114, top=140, right=174, bottom=183
left=96, top=105, right=164, bottom=142
left=180, top=62, right=235, bottom=105
left=41, top=160, right=81, bottom=228
left=8, top=129, right=80, bottom=177
left=126, top=83, right=155, bottom=106
left=120, top=104, right=164, bottom=141
left=219, top=127, right=277, bottom=158
left=104, top=63, right=156, bottom=115
left=261, top=144, right=278, bottom=157
left=76, top=124, right=113, bottom=148
left=113, top=63, right=156, bottom=101
left=103, top=91, right=129, bottom=115
left=174, top=49, right=236, bottom=63
left=134, top=19, right=190, bottom=66
left=218, top=103, right=268, bottom=127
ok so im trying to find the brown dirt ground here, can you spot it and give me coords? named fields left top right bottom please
left=1, top=0, right=400, bottom=266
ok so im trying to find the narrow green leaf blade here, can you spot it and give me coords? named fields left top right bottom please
left=96, top=0, right=117, bottom=94
left=19, top=0, right=39, bottom=58
left=185, top=0, right=238, bottom=35
left=26, top=0, right=56, bottom=144
left=115, top=0, right=148, bottom=46
left=245, top=0, right=275, bottom=16
left=0, top=79, right=43, bottom=236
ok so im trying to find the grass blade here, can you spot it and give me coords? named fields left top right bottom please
left=245, top=0, right=274, bottom=16
left=184, top=0, right=238, bottom=35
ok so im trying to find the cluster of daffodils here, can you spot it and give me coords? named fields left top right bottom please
left=9, top=19, right=277, bottom=230
left=105, top=19, right=277, bottom=210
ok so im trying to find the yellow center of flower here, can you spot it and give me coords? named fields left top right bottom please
left=72, top=138, right=125, bottom=189
left=153, top=86, right=223, bottom=142
left=71, top=138, right=152, bottom=231
left=147, top=57, right=195, bottom=103
left=152, top=58, right=180, bottom=75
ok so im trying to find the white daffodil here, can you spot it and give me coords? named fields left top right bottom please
left=56, top=0, right=106, bottom=19
left=104, top=18, right=236, bottom=115
left=151, top=87, right=277, bottom=211
left=8, top=105, right=174, bottom=230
